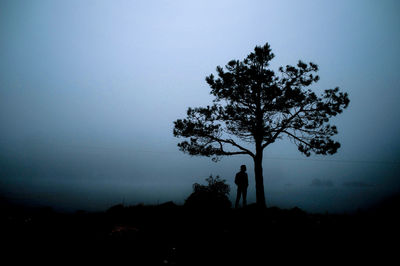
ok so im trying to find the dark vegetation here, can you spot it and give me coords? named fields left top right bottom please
left=184, top=175, right=231, bottom=209
left=1, top=184, right=398, bottom=265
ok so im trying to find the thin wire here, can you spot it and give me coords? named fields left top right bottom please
left=263, top=156, right=400, bottom=165
left=1, top=140, right=399, bottom=165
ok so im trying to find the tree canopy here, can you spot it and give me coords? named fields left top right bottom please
left=173, top=43, right=349, bottom=206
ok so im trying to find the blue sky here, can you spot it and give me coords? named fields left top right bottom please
left=1, top=0, right=399, bottom=212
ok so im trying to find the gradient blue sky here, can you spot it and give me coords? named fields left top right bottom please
left=1, top=0, right=399, bottom=212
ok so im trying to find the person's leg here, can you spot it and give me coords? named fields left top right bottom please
left=235, top=187, right=241, bottom=208
left=242, top=187, right=247, bottom=206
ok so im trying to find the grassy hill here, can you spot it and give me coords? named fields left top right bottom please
left=1, top=196, right=398, bottom=265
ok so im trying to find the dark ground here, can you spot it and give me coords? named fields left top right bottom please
left=1, top=197, right=399, bottom=265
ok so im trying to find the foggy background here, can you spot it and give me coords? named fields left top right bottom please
left=1, top=0, right=399, bottom=213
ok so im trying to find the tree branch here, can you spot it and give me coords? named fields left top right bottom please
left=282, top=130, right=311, bottom=147
left=211, top=136, right=255, bottom=158
left=262, top=107, right=304, bottom=149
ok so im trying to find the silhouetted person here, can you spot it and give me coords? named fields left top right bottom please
left=235, top=165, right=248, bottom=208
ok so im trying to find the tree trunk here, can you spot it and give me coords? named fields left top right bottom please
left=254, top=145, right=266, bottom=208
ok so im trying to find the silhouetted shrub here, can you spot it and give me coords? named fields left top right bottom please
left=185, top=175, right=231, bottom=209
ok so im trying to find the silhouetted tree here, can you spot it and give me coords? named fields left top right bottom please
left=185, top=175, right=231, bottom=209
left=173, top=43, right=349, bottom=207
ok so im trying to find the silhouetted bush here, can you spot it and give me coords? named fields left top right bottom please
left=184, top=175, right=231, bottom=209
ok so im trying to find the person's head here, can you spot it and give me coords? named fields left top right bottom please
left=240, top=165, right=246, bottom=172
